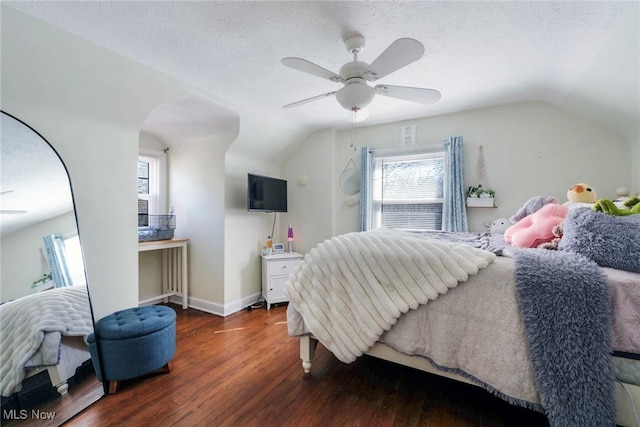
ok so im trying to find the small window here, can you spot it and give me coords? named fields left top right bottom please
left=372, top=150, right=445, bottom=231
left=63, top=234, right=86, bottom=286
left=138, top=148, right=166, bottom=227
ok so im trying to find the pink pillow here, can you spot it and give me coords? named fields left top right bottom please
left=504, top=203, right=568, bottom=248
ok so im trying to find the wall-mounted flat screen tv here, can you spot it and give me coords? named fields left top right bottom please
left=247, top=173, right=288, bottom=213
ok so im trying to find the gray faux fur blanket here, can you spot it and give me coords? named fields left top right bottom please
left=514, top=249, right=615, bottom=427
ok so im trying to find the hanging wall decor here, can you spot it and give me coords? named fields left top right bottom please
left=399, top=125, right=417, bottom=146
left=339, top=158, right=360, bottom=195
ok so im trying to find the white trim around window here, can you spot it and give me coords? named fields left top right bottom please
left=138, top=147, right=167, bottom=217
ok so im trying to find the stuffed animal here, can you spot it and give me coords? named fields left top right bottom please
left=509, top=196, right=558, bottom=223
left=593, top=196, right=640, bottom=216
left=489, top=218, right=511, bottom=234
left=504, top=203, right=569, bottom=248
left=537, top=224, right=563, bottom=250
left=564, top=183, right=597, bottom=205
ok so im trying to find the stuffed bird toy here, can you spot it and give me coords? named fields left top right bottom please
left=565, top=183, right=598, bottom=205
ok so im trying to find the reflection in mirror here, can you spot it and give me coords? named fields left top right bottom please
left=0, top=111, right=103, bottom=425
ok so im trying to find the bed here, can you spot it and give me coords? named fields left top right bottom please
left=286, top=206, right=640, bottom=427
left=0, top=285, right=94, bottom=398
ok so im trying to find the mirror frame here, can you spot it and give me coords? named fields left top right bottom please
left=0, top=110, right=105, bottom=419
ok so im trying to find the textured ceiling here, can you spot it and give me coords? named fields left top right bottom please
left=5, top=1, right=637, bottom=133
left=1, top=113, right=74, bottom=236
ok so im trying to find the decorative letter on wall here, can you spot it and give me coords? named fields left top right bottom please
left=399, top=125, right=417, bottom=146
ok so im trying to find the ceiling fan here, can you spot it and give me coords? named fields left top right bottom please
left=281, top=32, right=441, bottom=113
left=0, top=190, right=28, bottom=214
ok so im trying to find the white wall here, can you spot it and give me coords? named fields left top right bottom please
left=222, top=126, right=336, bottom=307
left=281, top=128, right=336, bottom=255
left=1, top=7, right=234, bottom=319
left=2, top=8, right=140, bottom=319
left=3, top=7, right=311, bottom=318
left=1, top=212, right=77, bottom=302
left=170, top=136, right=231, bottom=304
left=223, top=153, right=277, bottom=309
left=282, top=101, right=633, bottom=242
left=221, top=109, right=307, bottom=314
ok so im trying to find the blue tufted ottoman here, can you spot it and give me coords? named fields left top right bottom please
left=88, top=305, right=176, bottom=394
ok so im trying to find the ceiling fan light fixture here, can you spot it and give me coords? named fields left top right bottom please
left=336, top=83, right=375, bottom=112
left=281, top=33, right=439, bottom=114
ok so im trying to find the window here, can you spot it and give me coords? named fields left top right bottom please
left=138, top=148, right=166, bottom=227
left=62, top=233, right=86, bottom=286
left=371, top=148, right=445, bottom=232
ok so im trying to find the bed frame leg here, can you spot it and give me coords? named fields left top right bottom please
left=300, top=335, right=318, bottom=374
left=56, top=382, right=69, bottom=395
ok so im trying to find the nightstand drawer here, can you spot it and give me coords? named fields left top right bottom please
left=268, top=259, right=299, bottom=276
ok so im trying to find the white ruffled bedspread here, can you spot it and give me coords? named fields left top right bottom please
left=285, top=228, right=496, bottom=363
left=0, top=285, right=93, bottom=397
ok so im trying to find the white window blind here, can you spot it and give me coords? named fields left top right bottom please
left=372, top=150, right=445, bottom=231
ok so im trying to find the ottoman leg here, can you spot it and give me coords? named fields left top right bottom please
left=162, top=360, right=173, bottom=374
left=108, top=380, right=120, bottom=395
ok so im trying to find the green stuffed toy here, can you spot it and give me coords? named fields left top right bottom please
left=593, top=196, right=640, bottom=215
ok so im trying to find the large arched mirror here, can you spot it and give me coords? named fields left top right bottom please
left=0, top=111, right=103, bottom=425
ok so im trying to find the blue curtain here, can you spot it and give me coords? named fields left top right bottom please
left=359, top=146, right=374, bottom=231
left=442, top=136, right=468, bottom=232
left=43, top=234, right=74, bottom=288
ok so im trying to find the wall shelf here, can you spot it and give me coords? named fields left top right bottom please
left=466, top=197, right=495, bottom=208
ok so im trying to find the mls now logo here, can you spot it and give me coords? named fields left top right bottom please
left=3, top=409, right=28, bottom=420
left=3, top=409, right=56, bottom=420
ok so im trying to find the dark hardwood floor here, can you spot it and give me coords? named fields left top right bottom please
left=66, top=303, right=549, bottom=426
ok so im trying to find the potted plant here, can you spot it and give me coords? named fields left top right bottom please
left=31, top=272, right=54, bottom=291
left=466, top=184, right=495, bottom=207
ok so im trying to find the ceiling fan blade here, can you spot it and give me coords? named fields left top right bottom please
left=281, top=57, right=343, bottom=82
left=367, top=38, right=425, bottom=81
left=283, top=91, right=337, bottom=109
left=0, top=210, right=28, bottom=214
left=375, top=85, right=441, bottom=104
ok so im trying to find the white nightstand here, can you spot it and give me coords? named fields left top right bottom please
left=261, top=251, right=303, bottom=309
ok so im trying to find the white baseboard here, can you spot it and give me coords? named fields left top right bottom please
left=168, top=292, right=262, bottom=317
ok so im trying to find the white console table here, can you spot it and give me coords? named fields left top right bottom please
left=138, top=238, right=189, bottom=309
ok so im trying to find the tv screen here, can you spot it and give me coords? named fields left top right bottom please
left=247, top=173, right=288, bottom=213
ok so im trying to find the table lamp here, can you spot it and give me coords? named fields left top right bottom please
left=287, top=224, right=294, bottom=253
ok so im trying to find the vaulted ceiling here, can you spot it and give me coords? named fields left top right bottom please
left=5, top=1, right=639, bottom=138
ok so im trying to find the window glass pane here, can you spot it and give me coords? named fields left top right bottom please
left=372, top=150, right=445, bottom=232
left=380, top=203, right=443, bottom=231
left=138, top=199, right=149, bottom=227
left=63, top=235, right=87, bottom=286
left=138, top=150, right=166, bottom=230
left=381, top=157, right=444, bottom=200
left=138, top=161, right=149, bottom=195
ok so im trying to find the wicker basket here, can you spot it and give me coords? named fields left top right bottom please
left=138, top=215, right=176, bottom=242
